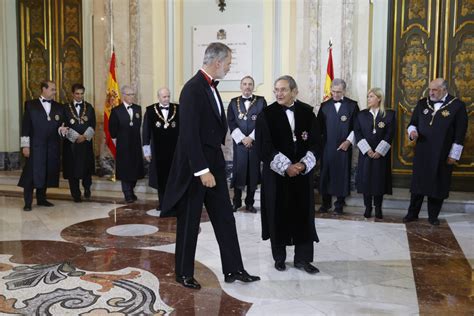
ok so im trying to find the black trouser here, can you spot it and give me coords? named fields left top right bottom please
left=363, top=194, right=383, bottom=209
left=322, top=194, right=345, bottom=209
left=175, top=174, right=244, bottom=277
left=271, top=241, right=314, bottom=264
left=23, top=183, right=47, bottom=207
left=233, top=187, right=256, bottom=208
left=68, top=175, right=92, bottom=199
left=407, top=193, right=444, bottom=221
left=121, top=180, right=137, bottom=200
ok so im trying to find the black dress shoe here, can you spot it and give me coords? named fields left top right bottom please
left=294, top=262, right=320, bottom=274
left=232, top=204, right=241, bottom=212
left=403, top=215, right=418, bottom=223
left=429, top=218, right=440, bottom=226
left=364, top=207, right=372, bottom=218
left=73, top=197, right=82, bottom=203
left=224, top=270, right=260, bottom=283
left=23, top=205, right=32, bottom=211
left=37, top=200, right=54, bottom=207
left=125, top=198, right=134, bottom=204
left=132, top=194, right=138, bottom=201
left=84, top=189, right=91, bottom=199
left=334, top=207, right=343, bottom=215
left=175, top=275, right=201, bottom=289
left=318, top=206, right=329, bottom=213
left=375, top=207, right=383, bottom=219
left=274, top=261, right=286, bottom=271
left=246, top=206, right=257, bottom=213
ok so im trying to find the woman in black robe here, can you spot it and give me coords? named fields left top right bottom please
left=354, top=88, right=395, bottom=219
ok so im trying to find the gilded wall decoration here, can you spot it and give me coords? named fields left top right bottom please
left=26, top=47, right=48, bottom=100
left=399, top=34, right=429, bottom=106
left=61, top=48, right=82, bottom=101
left=461, top=0, right=474, bottom=16
left=452, top=35, right=474, bottom=105
left=64, top=3, right=79, bottom=35
left=408, top=0, right=426, bottom=19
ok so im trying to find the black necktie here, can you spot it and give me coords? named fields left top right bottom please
left=42, top=99, right=51, bottom=103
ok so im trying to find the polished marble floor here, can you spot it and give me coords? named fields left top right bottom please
left=0, top=193, right=473, bottom=315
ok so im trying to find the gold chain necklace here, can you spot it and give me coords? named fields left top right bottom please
left=425, top=97, right=457, bottom=126
left=236, top=96, right=257, bottom=120
left=153, top=103, right=176, bottom=129
left=68, top=102, right=88, bottom=124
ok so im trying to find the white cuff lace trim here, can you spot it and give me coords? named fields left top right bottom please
left=143, top=145, right=151, bottom=157
left=375, top=140, right=391, bottom=157
left=357, top=139, right=371, bottom=155
left=248, top=129, right=255, bottom=140
left=20, top=136, right=30, bottom=148
left=270, top=152, right=292, bottom=176
left=300, top=151, right=316, bottom=175
left=407, top=125, right=418, bottom=140
left=66, top=129, right=80, bottom=143
left=449, top=143, right=463, bottom=161
left=84, top=127, right=95, bottom=141
left=231, top=128, right=245, bottom=144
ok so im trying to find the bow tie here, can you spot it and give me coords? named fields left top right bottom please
left=42, top=99, right=51, bottom=103
left=284, top=106, right=295, bottom=112
left=242, top=97, right=252, bottom=102
left=211, top=79, right=219, bottom=88
left=75, top=103, right=82, bottom=107
left=127, top=106, right=132, bottom=110
left=159, top=106, right=169, bottom=110
left=334, top=101, right=341, bottom=106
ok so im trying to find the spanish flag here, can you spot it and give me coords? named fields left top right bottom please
left=323, top=45, right=334, bottom=101
left=104, top=52, right=121, bottom=158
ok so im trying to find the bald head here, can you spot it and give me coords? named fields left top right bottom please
left=157, top=87, right=171, bottom=106
left=428, top=78, right=448, bottom=101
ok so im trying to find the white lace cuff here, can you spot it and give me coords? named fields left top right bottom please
left=143, top=145, right=151, bottom=157
left=407, top=125, right=417, bottom=140
left=375, top=140, right=391, bottom=157
left=357, top=139, right=371, bottom=155
left=346, top=131, right=355, bottom=146
left=300, top=151, right=316, bottom=175
left=231, top=128, right=246, bottom=144
left=270, top=152, right=292, bottom=176
left=84, top=127, right=95, bottom=141
left=66, top=129, right=80, bottom=143
left=449, top=143, right=463, bottom=161
left=21, top=136, right=30, bottom=147
left=194, top=168, right=210, bottom=177
left=248, top=129, right=255, bottom=140
left=112, top=138, right=117, bottom=146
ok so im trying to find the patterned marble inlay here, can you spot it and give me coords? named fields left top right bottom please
left=106, top=224, right=159, bottom=236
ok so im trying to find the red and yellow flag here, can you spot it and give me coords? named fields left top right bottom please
left=323, top=46, right=334, bottom=101
left=104, top=52, right=121, bottom=158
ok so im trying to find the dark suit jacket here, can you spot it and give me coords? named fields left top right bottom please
left=161, top=71, right=227, bottom=217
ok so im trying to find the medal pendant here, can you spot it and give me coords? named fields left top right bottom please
left=293, top=135, right=297, bottom=142
left=238, top=114, right=244, bottom=120
left=129, top=121, right=133, bottom=126
left=372, top=129, right=376, bottom=134
left=47, top=116, right=51, bottom=121
left=155, top=121, right=161, bottom=128
left=84, top=116, right=88, bottom=122
left=164, top=123, right=169, bottom=129
left=70, top=118, right=75, bottom=124
left=243, top=116, right=248, bottom=121
left=80, top=120, right=83, bottom=124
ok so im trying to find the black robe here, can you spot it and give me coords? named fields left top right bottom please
left=318, top=97, right=359, bottom=197
left=354, top=109, right=395, bottom=196
left=142, top=103, right=179, bottom=195
left=256, top=100, right=321, bottom=245
left=108, top=103, right=145, bottom=181
left=410, top=95, right=468, bottom=199
left=18, top=99, right=66, bottom=188
left=227, top=95, right=266, bottom=190
left=62, top=101, right=96, bottom=180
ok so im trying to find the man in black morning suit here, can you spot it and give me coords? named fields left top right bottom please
left=161, top=42, right=260, bottom=289
left=63, top=83, right=96, bottom=202
left=18, top=81, right=69, bottom=211
left=108, top=85, right=145, bottom=203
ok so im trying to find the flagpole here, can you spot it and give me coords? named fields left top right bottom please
left=110, top=0, right=116, bottom=182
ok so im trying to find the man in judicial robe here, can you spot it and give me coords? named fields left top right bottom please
left=318, top=78, right=359, bottom=214
left=161, top=42, right=260, bottom=289
left=227, top=75, right=267, bottom=213
left=143, top=87, right=179, bottom=210
left=256, top=75, right=321, bottom=274
left=63, top=83, right=96, bottom=202
left=108, top=85, right=144, bottom=203
left=18, top=81, right=69, bottom=211
left=403, top=78, right=468, bottom=226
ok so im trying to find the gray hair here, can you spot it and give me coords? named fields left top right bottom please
left=274, top=75, right=298, bottom=91
left=121, top=85, right=134, bottom=95
left=202, top=42, right=232, bottom=65
left=157, top=87, right=170, bottom=97
left=240, top=75, right=255, bottom=85
left=331, top=78, right=347, bottom=90
left=439, top=79, right=448, bottom=90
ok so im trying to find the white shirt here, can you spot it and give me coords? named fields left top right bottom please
left=123, top=102, right=133, bottom=120
left=159, top=103, right=169, bottom=120
left=200, top=68, right=221, bottom=115
left=74, top=101, right=82, bottom=115
left=334, top=97, right=344, bottom=113
left=39, top=97, right=51, bottom=116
